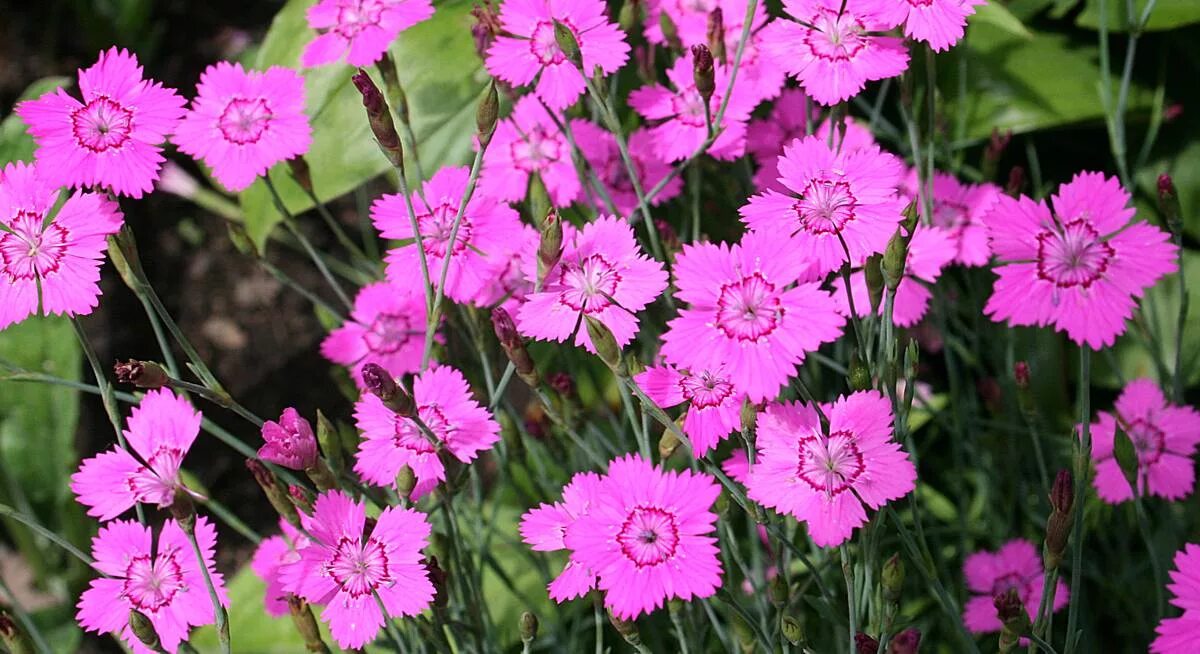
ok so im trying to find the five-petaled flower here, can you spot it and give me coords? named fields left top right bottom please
left=635, top=363, right=745, bottom=456
left=322, top=281, right=431, bottom=385
left=301, top=0, right=435, bottom=67
left=962, top=539, right=1069, bottom=634
left=519, top=471, right=604, bottom=602
left=480, top=95, right=580, bottom=207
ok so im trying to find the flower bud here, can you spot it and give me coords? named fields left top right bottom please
left=288, top=484, right=314, bottom=514
left=247, top=458, right=301, bottom=528
left=1157, top=173, right=1182, bottom=234
left=618, top=0, right=640, bottom=33
left=553, top=21, right=583, bottom=67
left=607, top=609, right=642, bottom=645
left=659, top=417, right=684, bottom=459
left=287, top=156, right=314, bottom=195
left=396, top=464, right=417, bottom=498
left=1044, top=469, right=1073, bottom=569
left=285, top=595, right=328, bottom=653
left=226, top=221, right=260, bottom=258
left=740, top=398, right=757, bottom=435
left=691, top=45, right=716, bottom=107
left=994, top=587, right=1029, bottom=653
left=128, top=610, right=161, bottom=651
left=547, top=371, right=575, bottom=398
left=156, top=161, right=199, bottom=199
left=114, top=359, right=170, bottom=389
left=477, top=80, right=500, bottom=148
left=882, top=553, right=904, bottom=603
left=519, top=611, right=539, bottom=643
left=889, top=628, right=921, bottom=654
left=361, top=363, right=416, bottom=416
left=169, top=486, right=196, bottom=532
left=900, top=200, right=919, bottom=236
left=1113, top=423, right=1140, bottom=490
left=855, top=633, right=880, bottom=654
left=1005, top=165, right=1025, bottom=198
left=1013, top=361, right=1030, bottom=390
left=864, top=253, right=884, bottom=313
left=659, top=11, right=681, bottom=49
left=315, top=410, right=344, bottom=474
left=352, top=70, right=404, bottom=170
left=780, top=615, right=803, bottom=645
left=0, top=611, right=34, bottom=654
left=584, top=315, right=623, bottom=373
left=882, top=229, right=908, bottom=291
left=707, top=8, right=726, bottom=63
left=537, top=209, right=563, bottom=284
left=259, top=407, right=320, bottom=470
left=849, top=354, right=872, bottom=391
left=769, top=573, right=789, bottom=607
left=492, top=307, right=539, bottom=387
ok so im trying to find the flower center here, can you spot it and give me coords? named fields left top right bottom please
left=989, top=572, right=1026, bottom=597
left=364, top=312, right=417, bottom=355
left=393, top=404, right=451, bottom=453
left=324, top=536, right=392, bottom=598
left=335, top=0, right=386, bottom=38
left=218, top=97, right=273, bottom=145
left=1125, top=417, right=1167, bottom=466
left=557, top=254, right=621, bottom=313
left=792, top=178, right=858, bottom=235
left=416, top=203, right=473, bottom=258
left=530, top=20, right=577, bottom=66
left=715, top=272, right=783, bottom=341
left=804, top=8, right=867, bottom=62
left=1035, top=219, right=1114, bottom=289
left=796, top=430, right=865, bottom=496
left=511, top=126, right=566, bottom=173
left=70, top=96, right=133, bottom=153
left=678, top=370, right=735, bottom=408
left=0, top=210, right=70, bottom=281
left=122, top=550, right=186, bottom=612
left=125, top=446, right=184, bottom=507
left=616, top=505, right=681, bottom=567
left=670, top=88, right=710, bottom=128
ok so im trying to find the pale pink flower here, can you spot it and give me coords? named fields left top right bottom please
left=831, top=225, right=958, bottom=327
left=519, top=471, right=604, bottom=602
left=354, top=365, right=500, bottom=499
left=77, top=517, right=227, bottom=654
left=740, top=134, right=906, bottom=278
left=760, top=0, right=908, bottom=105
left=983, top=171, right=1178, bottom=349
left=479, top=95, right=580, bottom=207
left=1089, top=378, right=1200, bottom=503
left=71, top=389, right=201, bottom=521
left=173, top=62, right=312, bottom=192
left=962, top=539, right=1068, bottom=634
left=321, top=281, right=429, bottom=386
left=485, top=0, right=630, bottom=110
left=746, top=391, right=915, bottom=547
left=469, top=224, right=540, bottom=315
left=259, top=407, right=319, bottom=470
left=250, top=519, right=310, bottom=618
left=565, top=454, right=723, bottom=619
left=660, top=230, right=845, bottom=402
left=1152, top=543, right=1200, bottom=653
left=0, top=162, right=123, bottom=331
left=301, top=0, right=435, bottom=67
left=279, top=490, right=433, bottom=649
left=16, top=47, right=185, bottom=198
left=517, top=215, right=667, bottom=353
left=572, top=121, right=681, bottom=217
left=902, top=170, right=998, bottom=266
left=635, top=364, right=744, bottom=456
left=877, top=0, right=986, bottom=52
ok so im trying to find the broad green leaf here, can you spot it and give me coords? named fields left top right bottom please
left=1076, top=0, right=1200, bottom=32
left=190, top=564, right=334, bottom=653
left=970, top=1, right=1033, bottom=40
left=0, top=77, right=71, bottom=166
left=239, top=0, right=485, bottom=250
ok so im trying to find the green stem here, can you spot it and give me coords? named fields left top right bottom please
left=1064, top=347, right=1092, bottom=654
left=184, top=520, right=229, bottom=654
left=1172, top=242, right=1188, bottom=403
left=841, top=544, right=857, bottom=654
left=263, top=176, right=353, bottom=311
left=373, top=592, right=410, bottom=654
left=1133, top=494, right=1166, bottom=617
left=1029, top=566, right=1060, bottom=653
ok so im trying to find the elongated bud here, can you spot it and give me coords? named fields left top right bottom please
left=849, top=354, right=872, bottom=391
left=659, top=417, right=684, bottom=459
left=1013, top=361, right=1030, bottom=389
left=288, top=156, right=314, bottom=194
left=492, top=308, right=539, bottom=387
left=477, top=80, right=500, bottom=148
left=396, top=464, right=417, bottom=498
left=1113, top=424, right=1140, bottom=489
left=714, top=487, right=730, bottom=519
left=659, top=11, right=681, bottom=49
left=1005, top=166, right=1025, bottom=198
left=769, top=574, right=789, bottom=607
left=305, top=458, right=338, bottom=492
left=247, top=458, right=301, bottom=528
left=731, top=611, right=756, bottom=654
left=286, top=595, right=330, bottom=653
left=882, top=229, right=908, bottom=291
left=584, top=315, right=623, bottom=373
left=856, top=633, right=880, bottom=654
left=537, top=209, right=563, bottom=283
left=900, top=200, right=919, bottom=236
left=691, top=45, right=715, bottom=107
left=780, top=615, right=803, bottom=645
left=519, top=611, right=539, bottom=643
left=361, top=363, right=416, bottom=416
left=740, top=398, right=757, bottom=434
left=1044, top=469, right=1073, bottom=569
left=608, top=610, right=643, bottom=646
left=315, top=410, right=343, bottom=474
left=882, top=553, right=904, bottom=603
left=707, top=8, right=726, bottom=63
left=0, top=611, right=34, bottom=654
left=114, top=359, right=169, bottom=389
left=553, top=21, right=582, bottom=67
left=889, top=628, right=921, bottom=654
left=1157, top=174, right=1182, bottom=234
left=288, top=485, right=314, bottom=514
left=352, top=70, right=404, bottom=170
left=169, top=486, right=196, bottom=531
left=995, top=587, right=1028, bottom=653
left=618, top=0, right=640, bottom=33
left=128, top=610, right=161, bottom=651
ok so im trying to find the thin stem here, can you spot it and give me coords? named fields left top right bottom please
left=617, top=379, right=650, bottom=459
left=297, top=182, right=375, bottom=267
left=593, top=598, right=604, bottom=654
left=1026, top=633, right=1060, bottom=654
left=1030, top=566, right=1060, bottom=653
left=263, top=176, right=353, bottom=311
left=258, top=259, right=346, bottom=322
left=168, top=378, right=265, bottom=428
left=0, top=502, right=98, bottom=571
left=841, top=544, right=857, bottom=654
left=1133, top=494, right=1166, bottom=616
left=1172, top=241, right=1188, bottom=403
left=136, top=293, right=180, bottom=377
left=373, top=592, right=410, bottom=654
left=1064, top=347, right=1092, bottom=654
left=185, top=521, right=229, bottom=654
left=0, top=569, right=53, bottom=654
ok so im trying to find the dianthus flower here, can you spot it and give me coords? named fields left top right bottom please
left=301, top=0, right=435, bottom=67
left=354, top=366, right=500, bottom=499
left=173, top=62, right=311, bottom=192
left=519, top=471, right=604, bottom=601
left=479, top=95, right=579, bottom=207
left=1089, top=378, right=1200, bottom=503
left=565, top=454, right=722, bottom=619
left=1152, top=543, right=1200, bottom=653
left=902, top=170, right=998, bottom=266
left=17, top=48, right=185, bottom=198
left=0, top=162, right=123, bottom=331
left=250, top=519, right=310, bottom=617
left=660, top=230, right=845, bottom=401
left=280, top=490, right=434, bottom=649
left=831, top=225, right=957, bottom=327
left=77, top=518, right=227, bottom=654
left=962, top=539, right=1068, bottom=634
left=71, top=389, right=201, bottom=521
left=374, top=165, right=524, bottom=303
left=321, top=281, right=429, bottom=385
left=983, top=171, right=1177, bottom=349
left=635, top=364, right=744, bottom=456
left=572, top=121, right=681, bottom=217
left=259, top=407, right=319, bottom=470
left=485, top=0, right=629, bottom=110
left=877, top=0, right=986, bottom=52
left=760, top=0, right=908, bottom=105
left=642, top=0, right=720, bottom=45
left=746, top=391, right=915, bottom=546
left=517, top=215, right=667, bottom=353
left=469, top=224, right=539, bottom=315
left=739, top=134, right=906, bottom=278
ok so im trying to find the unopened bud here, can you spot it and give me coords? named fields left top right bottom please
left=288, top=485, right=314, bottom=514
left=547, top=371, right=575, bottom=398
left=995, top=587, right=1029, bottom=653
left=519, top=611, right=539, bottom=643
left=882, top=553, right=904, bottom=603
left=618, top=0, right=640, bottom=33
left=361, top=363, right=416, bottom=416
left=740, top=399, right=757, bottom=434
left=285, top=595, right=328, bottom=653
left=247, top=458, right=301, bottom=528
left=607, top=609, right=642, bottom=645
left=493, top=308, right=539, bottom=387
left=769, top=574, right=789, bottom=607
left=900, top=200, right=919, bottom=235
left=128, top=610, right=161, bottom=650
left=1113, top=424, right=1140, bottom=490
left=882, top=229, right=908, bottom=291
left=226, top=221, right=259, bottom=257
left=396, top=465, right=417, bottom=498
left=1050, top=468, right=1073, bottom=515
left=156, top=161, right=200, bottom=199
left=1013, top=361, right=1030, bottom=389
left=584, top=315, right=623, bottom=373
left=169, top=486, right=196, bottom=531
left=864, top=253, right=884, bottom=313
left=0, top=611, right=34, bottom=654
left=889, top=628, right=921, bottom=654
left=659, top=11, right=681, bottom=49
left=553, top=21, right=582, bottom=67
left=849, top=355, right=872, bottom=391
left=1157, top=173, right=1182, bottom=234
left=114, top=359, right=169, bottom=389
left=288, top=157, right=313, bottom=194
left=260, top=407, right=320, bottom=471
left=1044, top=469, right=1073, bottom=569
left=1005, top=166, right=1025, bottom=198
left=352, top=70, right=404, bottom=170
left=659, top=418, right=684, bottom=459
left=856, top=633, right=880, bottom=654
left=537, top=209, right=563, bottom=283
left=707, top=8, right=726, bottom=63
left=315, top=410, right=343, bottom=473
left=691, top=45, right=715, bottom=106
left=730, top=610, right=755, bottom=653
left=477, top=80, right=500, bottom=148
left=780, top=615, right=803, bottom=645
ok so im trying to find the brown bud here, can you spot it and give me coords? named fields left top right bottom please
left=247, top=458, right=301, bottom=528
left=995, top=587, right=1029, bottom=653
left=288, top=157, right=313, bottom=194
left=855, top=633, right=880, bottom=654
left=888, top=628, right=921, bottom=654
left=425, top=556, right=449, bottom=608
left=547, top=372, right=575, bottom=398
left=706, top=8, right=726, bottom=63
left=352, top=70, right=403, bottom=170
left=1157, top=173, right=1182, bottom=234
left=691, top=45, right=715, bottom=107
left=169, top=486, right=196, bottom=531
left=492, top=307, right=538, bottom=387
left=982, top=128, right=1011, bottom=181
left=114, top=359, right=169, bottom=389
left=477, top=80, right=500, bottom=148
left=1050, top=468, right=1073, bottom=515
left=1044, top=469, right=1073, bottom=569
left=361, top=363, right=416, bottom=416
left=519, top=611, right=539, bottom=643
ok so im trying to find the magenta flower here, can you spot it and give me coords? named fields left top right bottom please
left=279, top=490, right=433, bottom=649
left=572, top=121, right=681, bottom=217
left=746, top=392, right=916, bottom=546
left=322, top=281, right=429, bottom=385
left=354, top=365, right=500, bottom=499
left=301, top=0, right=435, bottom=67
left=374, top=165, right=525, bottom=303
left=760, top=0, right=908, bottom=105
left=259, top=407, right=319, bottom=470
left=983, top=171, right=1178, bottom=349
left=642, top=0, right=721, bottom=45
left=71, top=389, right=201, bottom=521
left=0, top=162, right=123, bottom=331
left=962, top=539, right=1068, bottom=634
left=635, top=364, right=744, bottom=456
left=519, top=471, right=604, bottom=602
left=660, top=230, right=845, bottom=402
left=877, top=0, right=986, bottom=52
left=517, top=215, right=667, bottom=353
left=485, top=0, right=629, bottom=110
left=1152, top=543, right=1200, bottom=653
left=740, top=134, right=906, bottom=278
left=722, top=447, right=751, bottom=484
left=565, top=454, right=722, bottom=619
left=250, top=519, right=310, bottom=617
left=173, top=62, right=311, bottom=192
left=902, top=170, right=998, bottom=267
left=1089, top=378, right=1200, bottom=503
left=479, top=95, right=579, bottom=207
left=629, top=50, right=759, bottom=162
left=469, top=224, right=540, bottom=314
left=77, top=517, right=227, bottom=654
left=831, top=225, right=958, bottom=327
left=16, top=47, right=185, bottom=198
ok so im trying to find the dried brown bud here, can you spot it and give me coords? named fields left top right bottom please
left=288, top=156, right=313, bottom=194
left=1050, top=469, right=1073, bottom=515
left=169, top=486, right=196, bottom=531
left=114, top=359, right=169, bottom=389
left=691, top=45, right=715, bottom=106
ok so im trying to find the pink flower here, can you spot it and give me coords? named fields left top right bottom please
left=173, top=62, right=312, bottom=192
left=831, top=225, right=958, bottom=327
left=722, top=448, right=751, bottom=484
left=321, top=281, right=429, bottom=385
left=485, top=0, right=629, bottom=110
left=1152, top=543, right=1200, bottom=653
left=660, top=230, right=845, bottom=402
left=565, top=454, right=722, bottom=619
left=746, top=391, right=915, bottom=546
left=517, top=215, right=667, bottom=353
left=962, top=539, right=1068, bottom=634
left=250, top=519, right=310, bottom=618
left=629, top=50, right=759, bottom=162
left=479, top=95, right=580, bottom=207
left=635, top=364, right=744, bottom=456
left=519, top=471, right=604, bottom=602
left=259, top=407, right=319, bottom=470
left=983, top=171, right=1178, bottom=349
left=1089, top=378, right=1200, bottom=503
left=877, top=0, right=986, bottom=52
left=374, top=165, right=524, bottom=302
left=77, top=517, right=227, bottom=654
left=301, top=0, right=435, bottom=67
left=0, top=162, right=123, bottom=331
left=572, top=121, right=681, bottom=217
left=760, top=0, right=908, bottom=105
left=902, top=170, right=998, bottom=266
left=354, top=365, right=500, bottom=499
left=739, top=134, right=906, bottom=278
left=71, top=389, right=201, bottom=521
left=469, top=224, right=540, bottom=315
left=642, top=0, right=720, bottom=45
left=279, top=490, right=433, bottom=649
left=16, top=47, right=185, bottom=198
